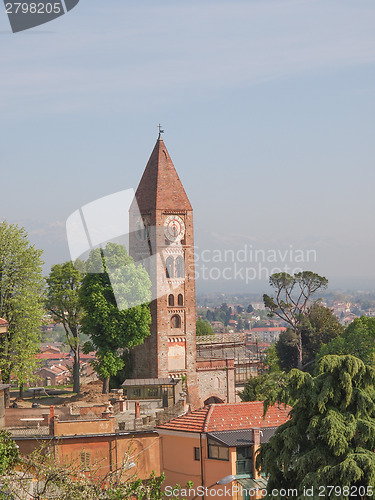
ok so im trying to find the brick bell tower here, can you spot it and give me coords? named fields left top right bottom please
left=129, top=133, right=199, bottom=407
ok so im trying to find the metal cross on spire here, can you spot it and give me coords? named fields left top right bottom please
left=158, top=124, right=164, bottom=138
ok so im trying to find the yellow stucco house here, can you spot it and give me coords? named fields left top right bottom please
left=157, top=401, right=290, bottom=500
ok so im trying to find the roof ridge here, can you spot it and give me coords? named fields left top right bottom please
left=203, top=404, right=215, bottom=432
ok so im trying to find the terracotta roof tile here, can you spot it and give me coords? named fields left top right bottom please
left=157, top=402, right=290, bottom=433
left=0, top=318, right=9, bottom=326
left=36, top=353, right=95, bottom=360
left=157, top=406, right=211, bottom=432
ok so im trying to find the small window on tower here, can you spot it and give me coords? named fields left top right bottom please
left=166, top=257, right=174, bottom=278
left=175, top=256, right=185, bottom=278
left=178, top=294, right=184, bottom=306
left=171, top=315, right=181, bottom=328
left=168, top=294, right=174, bottom=306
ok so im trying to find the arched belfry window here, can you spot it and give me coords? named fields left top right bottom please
left=171, top=315, right=181, bottom=328
left=178, top=294, right=184, bottom=306
left=166, top=257, right=174, bottom=278
left=175, top=256, right=185, bottom=278
left=168, top=294, right=175, bottom=306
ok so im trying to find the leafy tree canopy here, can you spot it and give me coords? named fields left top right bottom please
left=0, top=222, right=44, bottom=394
left=258, top=355, right=375, bottom=499
left=275, top=329, right=299, bottom=372
left=196, top=318, right=214, bottom=336
left=80, top=243, right=151, bottom=393
left=46, top=260, right=86, bottom=393
left=240, top=346, right=284, bottom=402
left=301, top=303, right=344, bottom=367
left=263, top=271, right=328, bottom=369
left=262, top=344, right=281, bottom=374
left=0, top=430, right=19, bottom=476
left=239, top=371, right=286, bottom=403
left=275, top=304, right=343, bottom=372
left=318, top=316, right=375, bottom=367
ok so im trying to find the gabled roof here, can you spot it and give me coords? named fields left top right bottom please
left=0, top=318, right=9, bottom=326
left=132, top=136, right=192, bottom=213
left=157, top=402, right=290, bottom=433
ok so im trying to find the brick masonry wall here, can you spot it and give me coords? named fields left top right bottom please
left=128, top=139, right=235, bottom=409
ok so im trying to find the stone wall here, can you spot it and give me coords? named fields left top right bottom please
left=196, top=359, right=236, bottom=405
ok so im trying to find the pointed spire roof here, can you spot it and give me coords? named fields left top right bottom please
left=134, top=136, right=192, bottom=212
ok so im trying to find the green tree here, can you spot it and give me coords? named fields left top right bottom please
left=0, top=430, right=19, bottom=476
left=247, top=304, right=254, bottom=313
left=196, top=318, right=214, bottom=336
left=239, top=371, right=286, bottom=403
left=263, top=271, right=328, bottom=369
left=236, top=318, right=244, bottom=331
left=220, top=303, right=229, bottom=313
left=0, top=222, right=44, bottom=401
left=301, top=303, right=344, bottom=367
left=275, top=304, right=343, bottom=372
left=224, top=308, right=232, bottom=327
left=275, top=329, right=299, bottom=372
left=258, top=355, right=375, bottom=499
left=261, top=344, right=280, bottom=374
left=80, top=244, right=151, bottom=394
left=46, top=260, right=86, bottom=394
left=318, top=316, right=375, bottom=366
left=240, top=345, right=284, bottom=402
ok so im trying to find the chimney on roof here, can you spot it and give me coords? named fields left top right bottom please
left=135, top=401, right=141, bottom=419
left=253, top=428, right=261, bottom=446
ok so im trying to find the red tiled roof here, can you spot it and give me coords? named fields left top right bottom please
left=0, top=318, right=8, bottom=326
left=131, top=137, right=192, bottom=213
left=158, top=406, right=211, bottom=432
left=157, top=402, right=290, bottom=433
left=36, top=353, right=95, bottom=360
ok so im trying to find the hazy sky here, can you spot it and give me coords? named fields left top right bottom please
left=1, top=0, right=375, bottom=293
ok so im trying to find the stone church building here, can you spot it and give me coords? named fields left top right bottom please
left=130, top=134, right=235, bottom=409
